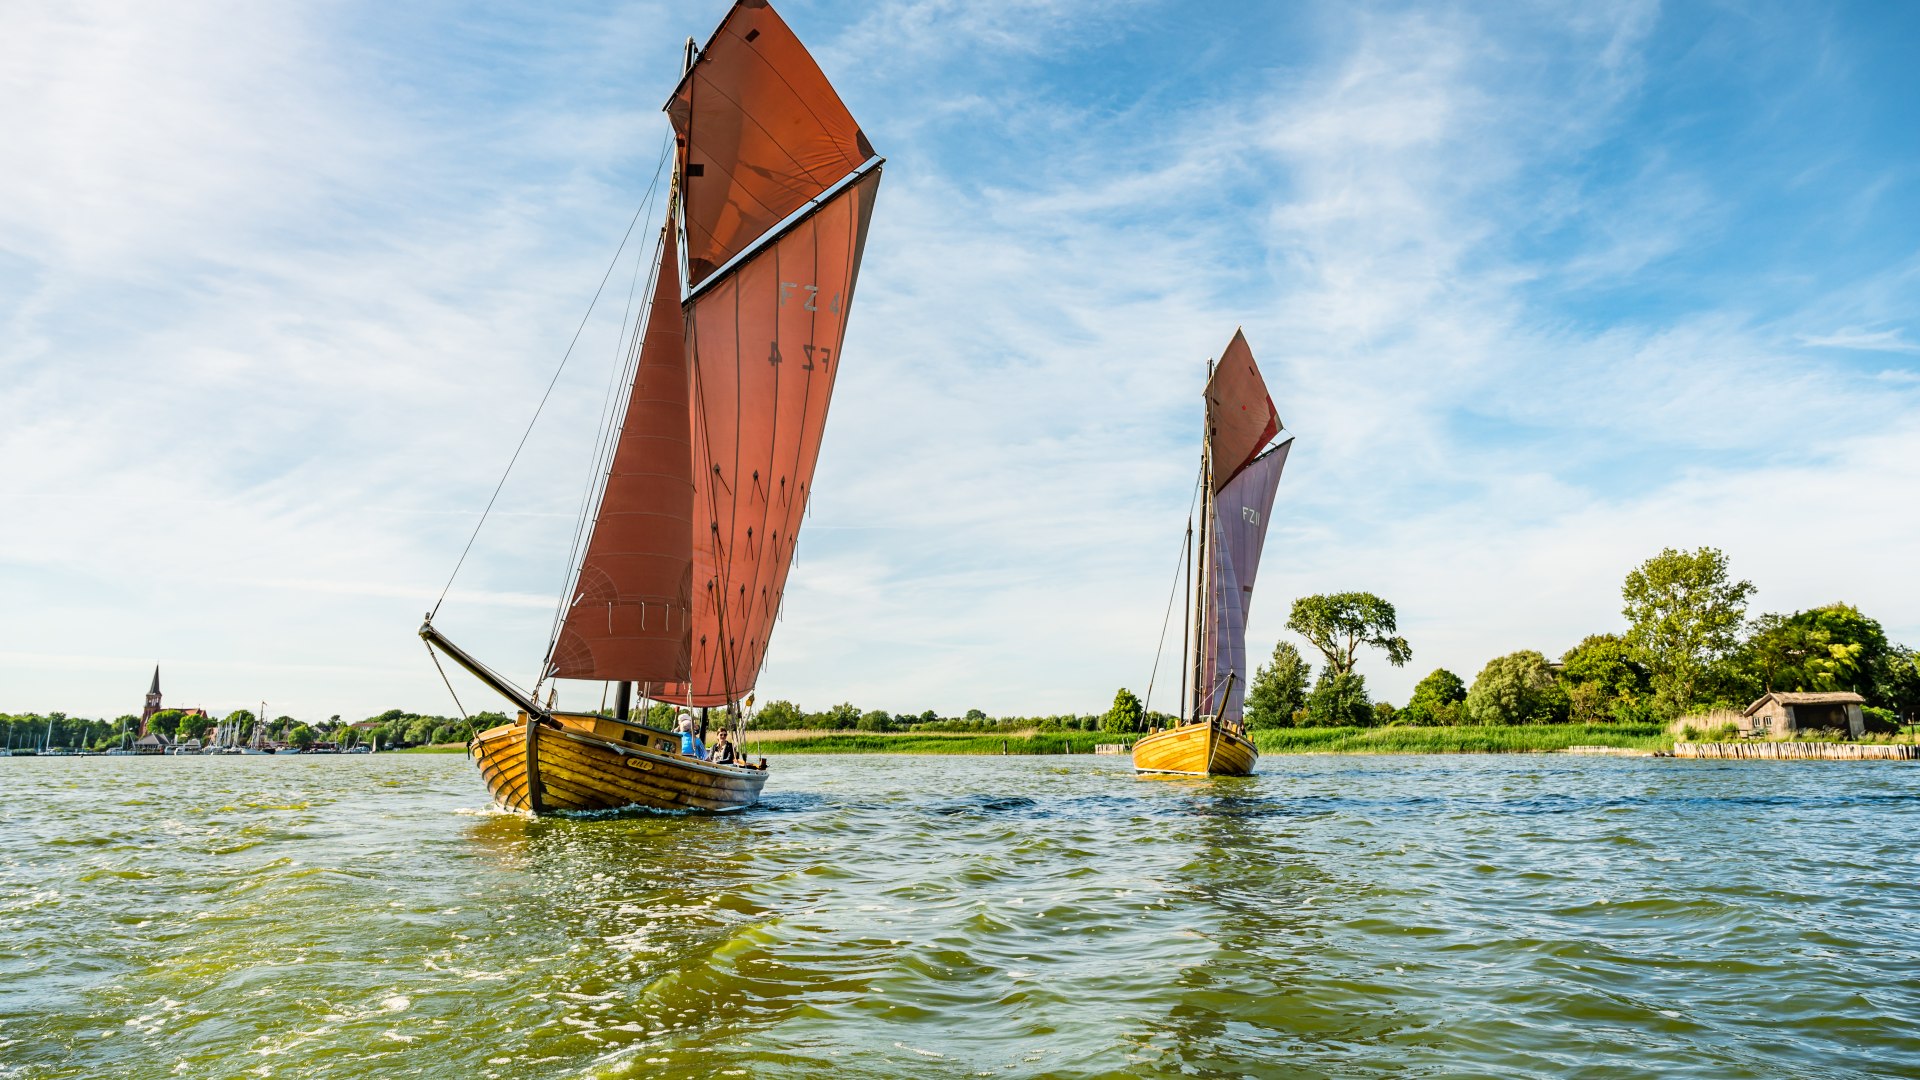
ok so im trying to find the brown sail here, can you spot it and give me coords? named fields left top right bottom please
left=668, top=0, right=875, bottom=286
left=657, top=168, right=881, bottom=706
left=546, top=220, right=695, bottom=683
left=1204, top=328, right=1280, bottom=492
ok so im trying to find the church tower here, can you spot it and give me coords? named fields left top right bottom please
left=140, top=666, right=162, bottom=736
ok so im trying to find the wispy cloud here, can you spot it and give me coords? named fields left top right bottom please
left=1796, top=327, right=1920, bottom=354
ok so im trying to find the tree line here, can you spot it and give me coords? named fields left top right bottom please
left=0, top=708, right=509, bottom=752
left=1228, top=546, right=1920, bottom=730
left=17, top=547, right=1911, bottom=747
left=742, top=701, right=1110, bottom=734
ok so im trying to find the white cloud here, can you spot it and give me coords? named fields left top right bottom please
left=2, top=0, right=1915, bottom=723
left=1796, top=327, right=1920, bottom=354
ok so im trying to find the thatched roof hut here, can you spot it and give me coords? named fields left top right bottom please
left=1742, top=691, right=1866, bottom=738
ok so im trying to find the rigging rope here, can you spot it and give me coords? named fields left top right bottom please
left=431, top=134, right=676, bottom=623
left=538, top=147, right=676, bottom=684
left=1142, top=464, right=1206, bottom=722
left=427, top=640, right=470, bottom=723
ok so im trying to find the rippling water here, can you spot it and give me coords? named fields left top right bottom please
left=3, top=753, right=1918, bottom=1078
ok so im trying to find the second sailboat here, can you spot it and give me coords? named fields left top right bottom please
left=1134, top=330, right=1291, bottom=777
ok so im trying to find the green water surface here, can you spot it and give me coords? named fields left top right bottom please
left=2, top=754, right=1917, bottom=1078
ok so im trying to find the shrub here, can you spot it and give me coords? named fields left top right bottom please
left=1245, top=641, right=1311, bottom=730
left=1465, top=651, right=1570, bottom=725
left=1101, top=688, right=1145, bottom=734
left=1400, top=668, right=1467, bottom=725
left=1862, top=706, right=1899, bottom=735
left=1305, top=673, right=1372, bottom=727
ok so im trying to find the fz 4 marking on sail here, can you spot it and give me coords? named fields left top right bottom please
left=1243, top=507, right=1260, bottom=525
left=779, top=282, right=842, bottom=313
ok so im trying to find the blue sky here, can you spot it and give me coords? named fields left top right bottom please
left=3, top=0, right=1917, bottom=721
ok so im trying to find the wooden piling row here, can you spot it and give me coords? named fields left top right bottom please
left=1672, top=741, right=1918, bottom=761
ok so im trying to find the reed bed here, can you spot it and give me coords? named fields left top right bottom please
left=1667, top=710, right=1746, bottom=739
left=1250, top=723, right=1671, bottom=755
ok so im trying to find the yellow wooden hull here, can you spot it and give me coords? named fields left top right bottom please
left=1131, top=720, right=1258, bottom=777
left=470, top=712, right=767, bottom=814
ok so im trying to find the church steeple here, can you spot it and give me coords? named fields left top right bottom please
left=140, top=666, right=163, bottom=736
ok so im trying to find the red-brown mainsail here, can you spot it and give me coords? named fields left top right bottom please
left=547, top=221, right=694, bottom=684
left=553, top=0, right=882, bottom=707
left=423, top=0, right=882, bottom=813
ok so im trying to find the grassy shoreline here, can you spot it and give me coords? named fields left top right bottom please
left=738, top=723, right=1674, bottom=756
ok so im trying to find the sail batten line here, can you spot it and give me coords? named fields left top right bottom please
left=685, top=155, right=883, bottom=304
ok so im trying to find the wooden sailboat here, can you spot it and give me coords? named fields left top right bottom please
left=422, top=0, right=882, bottom=814
left=1132, top=330, right=1291, bottom=777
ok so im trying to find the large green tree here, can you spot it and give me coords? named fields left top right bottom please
left=1559, top=634, right=1649, bottom=722
left=1304, top=672, right=1372, bottom=727
left=1244, top=640, right=1310, bottom=730
left=1793, top=603, right=1888, bottom=694
left=1466, top=650, right=1569, bottom=725
left=1741, top=614, right=1846, bottom=694
left=1621, top=547, right=1754, bottom=715
left=1102, top=688, right=1145, bottom=734
left=1400, top=668, right=1467, bottom=725
left=1286, top=593, right=1412, bottom=678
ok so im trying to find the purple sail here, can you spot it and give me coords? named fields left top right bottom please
left=1200, top=439, right=1291, bottom=721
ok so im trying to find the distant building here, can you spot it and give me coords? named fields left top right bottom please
left=1742, top=692, right=1867, bottom=739
left=136, top=666, right=206, bottom=737
left=133, top=731, right=173, bottom=755
left=139, top=667, right=162, bottom=735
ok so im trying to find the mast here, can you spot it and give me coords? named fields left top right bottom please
left=1190, top=356, right=1215, bottom=720
left=606, top=36, right=697, bottom=729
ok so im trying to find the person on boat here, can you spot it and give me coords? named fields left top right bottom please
left=674, top=711, right=706, bottom=759
left=710, top=731, right=740, bottom=766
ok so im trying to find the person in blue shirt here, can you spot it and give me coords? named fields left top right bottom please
left=674, top=711, right=706, bottom=759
